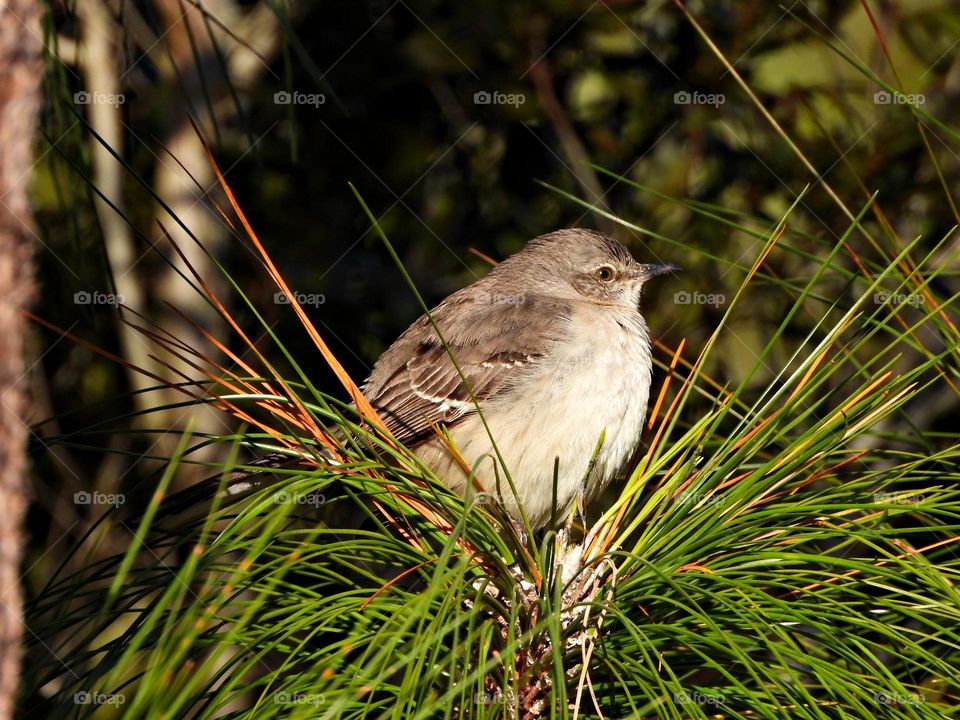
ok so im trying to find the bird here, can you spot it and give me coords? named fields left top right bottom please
left=360, top=228, right=678, bottom=530
left=159, top=229, right=677, bottom=533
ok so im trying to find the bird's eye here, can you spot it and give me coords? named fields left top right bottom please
left=595, top=265, right=616, bottom=282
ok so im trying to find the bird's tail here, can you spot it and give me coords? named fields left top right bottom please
left=156, top=448, right=336, bottom=521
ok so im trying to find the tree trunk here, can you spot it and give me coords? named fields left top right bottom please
left=0, top=0, right=42, bottom=716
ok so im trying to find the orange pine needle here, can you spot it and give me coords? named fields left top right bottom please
left=192, top=125, right=388, bottom=440
left=647, top=338, right=685, bottom=430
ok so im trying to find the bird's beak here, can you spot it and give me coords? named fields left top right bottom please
left=635, top=262, right=681, bottom=282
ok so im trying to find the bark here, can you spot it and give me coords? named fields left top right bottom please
left=0, top=0, right=42, bottom=716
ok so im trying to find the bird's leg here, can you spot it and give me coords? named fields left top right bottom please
left=577, top=484, right=587, bottom=528
left=556, top=505, right=587, bottom=586
left=562, top=483, right=587, bottom=540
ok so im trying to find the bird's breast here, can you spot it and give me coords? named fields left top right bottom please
left=540, top=309, right=653, bottom=479
left=415, top=307, right=654, bottom=529
left=483, top=309, right=653, bottom=522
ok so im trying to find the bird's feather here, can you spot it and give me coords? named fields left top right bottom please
left=362, top=290, right=573, bottom=446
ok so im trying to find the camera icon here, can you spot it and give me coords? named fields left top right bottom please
left=274, top=291, right=291, bottom=305
left=74, top=491, right=92, bottom=505
left=473, top=90, right=491, bottom=105
left=73, top=290, right=91, bottom=305
left=873, top=90, right=891, bottom=105
left=673, top=290, right=691, bottom=304
left=274, top=91, right=292, bottom=105
left=673, top=90, right=691, bottom=105
left=73, top=91, right=91, bottom=105
left=472, top=491, right=495, bottom=506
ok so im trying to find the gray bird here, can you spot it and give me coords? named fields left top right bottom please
left=361, top=228, right=678, bottom=530
left=161, top=229, right=676, bottom=532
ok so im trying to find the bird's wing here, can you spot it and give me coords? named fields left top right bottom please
left=361, top=291, right=572, bottom=447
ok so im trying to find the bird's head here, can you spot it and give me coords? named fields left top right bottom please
left=505, top=228, right=679, bottom=310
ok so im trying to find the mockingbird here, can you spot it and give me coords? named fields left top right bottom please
left=162, top=229, right=676, bottom=531
left=362, top=228, right=678, bottom=530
